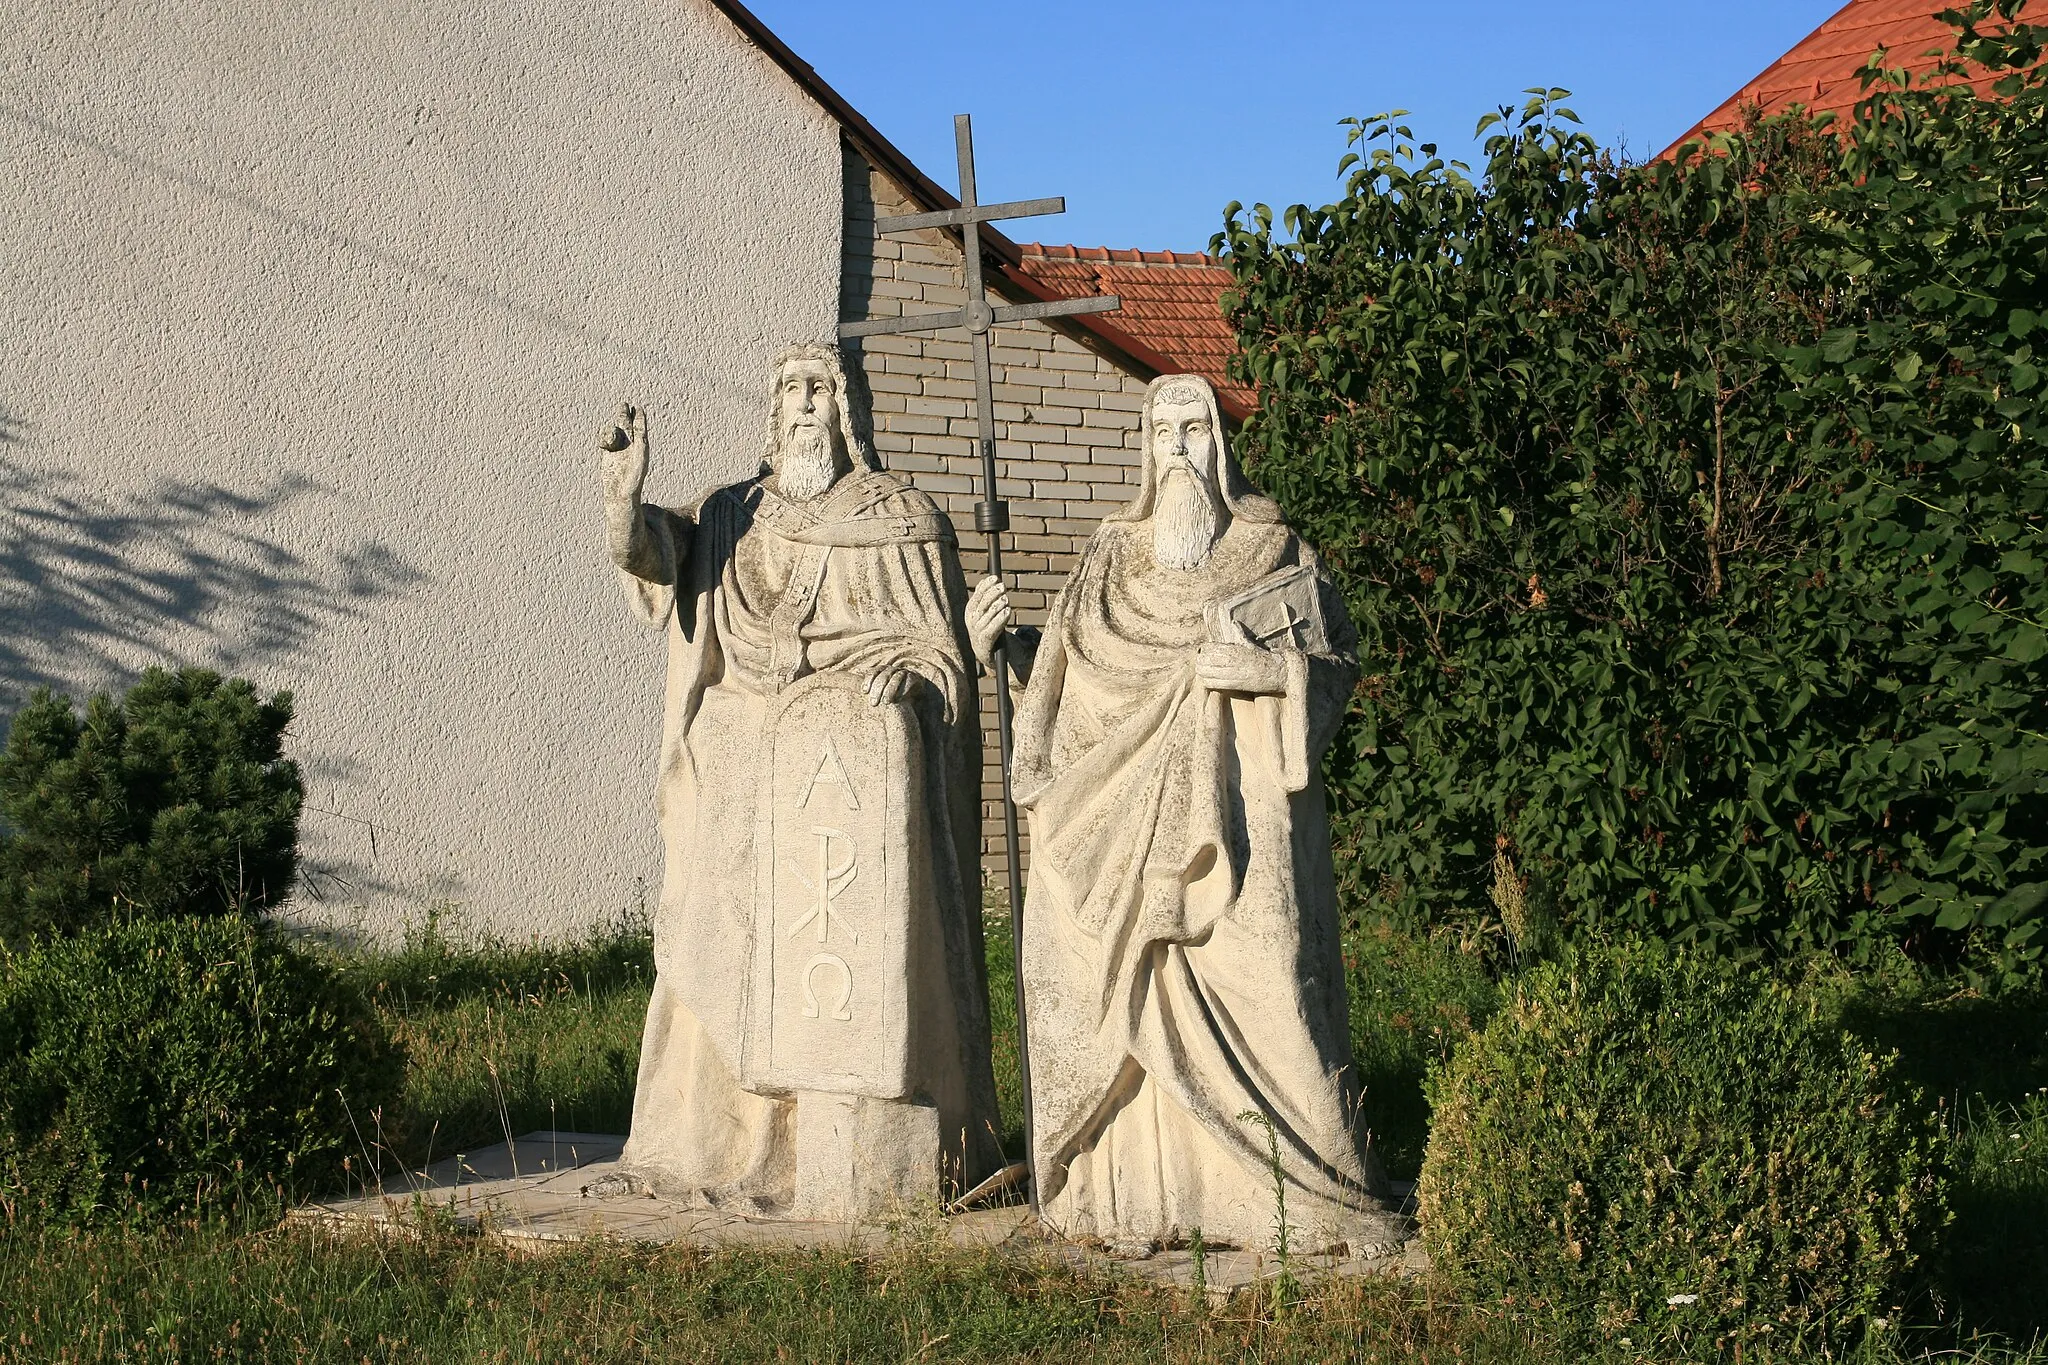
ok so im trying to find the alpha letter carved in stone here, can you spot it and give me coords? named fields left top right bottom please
left=797, top=739, right=861, bottom=811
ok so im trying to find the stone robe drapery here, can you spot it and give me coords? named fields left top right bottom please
left=1011, top=516, right=1406, bottom=1253
left=616, top=467, right=1001, bottom=1209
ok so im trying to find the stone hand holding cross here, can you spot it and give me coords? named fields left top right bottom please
left=966, top=576, right=1045, bottom=693
left=965, top=575, right=1012, bottom=670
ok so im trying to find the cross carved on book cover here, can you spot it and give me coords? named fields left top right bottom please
left=1205, top=565, right=1331, bottom=655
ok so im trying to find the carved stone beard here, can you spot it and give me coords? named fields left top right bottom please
left=777, top=421, right=840, bottom=503
left=1153, top=466, right=1222, bottom=571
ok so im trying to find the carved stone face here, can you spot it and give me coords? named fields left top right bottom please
left=1149, top=396, right=1224, bottom=570
left=778, top=359, right=842, bottom=445
left=1149, top=397, right=1219, bottom=491
left=775, top=358, right=847, bottom=501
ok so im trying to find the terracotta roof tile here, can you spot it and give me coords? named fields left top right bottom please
left=1665, top=0, right=2023, bottom=154
left=1013, top=245, right=1251, bottom=414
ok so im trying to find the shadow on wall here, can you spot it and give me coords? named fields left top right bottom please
left=0, top=401, right=425, bottom=707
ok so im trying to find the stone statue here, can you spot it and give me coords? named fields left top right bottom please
left=965, top=374, right=1406, bottom=1255
left=600, top=343, right=1001, bottom=1219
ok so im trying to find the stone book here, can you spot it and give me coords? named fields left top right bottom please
left=1205, top=564, right=1331, bottom=655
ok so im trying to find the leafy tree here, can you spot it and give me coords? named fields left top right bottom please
left=0, top=668, right=302, bottom=943
left=1214, top=2, right=2046, bottom=978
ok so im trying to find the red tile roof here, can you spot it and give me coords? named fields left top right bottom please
left=707, top=0, right=1234, bottom=414
left=1664, top=0, right=2020, bottom=155
left=1012, top=245, right=1251, bottom=416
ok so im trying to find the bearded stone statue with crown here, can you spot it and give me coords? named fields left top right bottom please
left=597, top=343, right=1001, bottom=1219
left=966, top=373, right=1408, bottom=1256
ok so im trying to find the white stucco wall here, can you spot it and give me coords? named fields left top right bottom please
left=0, top=0, right=844, bottom=941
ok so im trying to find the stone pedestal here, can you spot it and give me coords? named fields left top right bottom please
left=791, top=1092, right=941, bottom=1222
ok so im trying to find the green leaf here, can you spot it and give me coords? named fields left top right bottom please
left=1983, top=882, right=2047, bottom=928
left=1936, top=902, right=1979, bottom=931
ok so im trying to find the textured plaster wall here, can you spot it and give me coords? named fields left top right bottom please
left=840, top=149, right=1157, bottom=883
left=0, top=0, right=844, bottom=941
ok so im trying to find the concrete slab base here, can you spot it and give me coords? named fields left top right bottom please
left=291, top=1131, right=1426, bottom=1299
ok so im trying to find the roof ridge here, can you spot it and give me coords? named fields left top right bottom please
left=1658, top=0, right=2032, bottom=158
left=1017, top=242, right=1226, bottom=269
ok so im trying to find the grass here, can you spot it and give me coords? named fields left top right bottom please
left=327, top=922, right=655, bottom=1177
left=0, top=909, right=2043, bottom=1360
left=1832, top=966, right=2048, bottom=1343
left=3, top=1215, right=2043, bottom=1364
left=1946, top=1088, right=2048, bottom=1337
left=0, top=1217, right=1573, bottom=1364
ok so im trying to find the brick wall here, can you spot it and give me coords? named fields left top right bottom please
left=839, top=145, right=1156, bottom=884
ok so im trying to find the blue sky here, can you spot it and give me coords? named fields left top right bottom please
left=742, top=0, right=1848, bottom=252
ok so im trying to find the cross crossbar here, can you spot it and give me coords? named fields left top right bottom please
left=874, top=196, right=1066, bottom=234
left=838, top=293, right=1122, bottom=339
left=835, top=113, right=1127, bottom=1216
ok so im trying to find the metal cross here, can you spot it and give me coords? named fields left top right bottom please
left=839, top=114, right=1120, bottom=1209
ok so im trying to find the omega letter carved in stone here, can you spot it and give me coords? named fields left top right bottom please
left=802, top=953, right=855, bottom=1021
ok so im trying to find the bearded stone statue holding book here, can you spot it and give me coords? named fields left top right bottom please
left=966, top=374, right=1407, bottom=1255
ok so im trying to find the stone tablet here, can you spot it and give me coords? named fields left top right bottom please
left=743, top=674, right=915, bottom=1098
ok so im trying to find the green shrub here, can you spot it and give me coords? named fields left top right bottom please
left=0, top=915, right=402, bottom=1223
left=0, top=667, right=303, bottom=944
left=1214, top=2, right=2048, bottom=978
left=1418, top=941, right=1948, bottom=1359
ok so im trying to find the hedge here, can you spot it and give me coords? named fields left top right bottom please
left=1214, top=1, right=2047, bottom=979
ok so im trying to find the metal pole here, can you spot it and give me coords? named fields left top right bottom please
left=953, top=114, right=1037, bottom=1212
